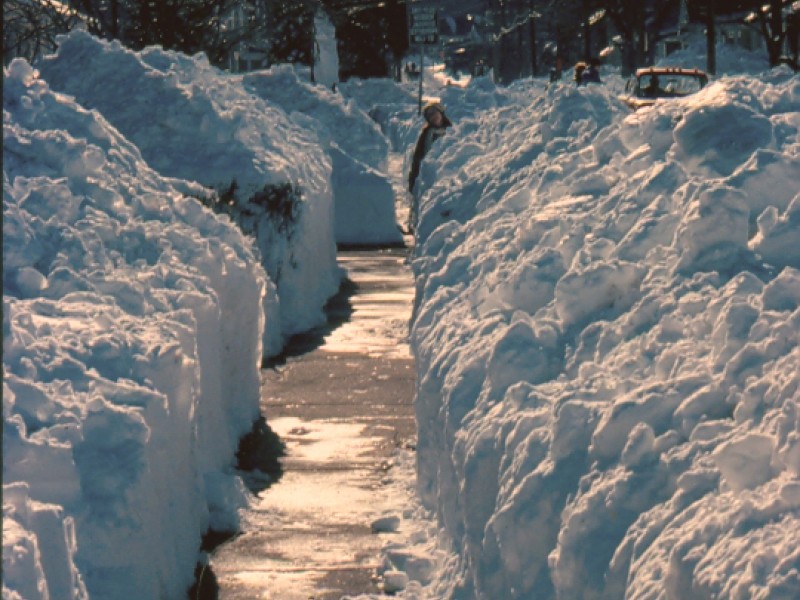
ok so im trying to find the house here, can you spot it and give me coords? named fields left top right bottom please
left=223, top=2, right=270, bottom=73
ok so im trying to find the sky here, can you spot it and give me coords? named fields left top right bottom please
left=4, top=29, right=800, bottom=600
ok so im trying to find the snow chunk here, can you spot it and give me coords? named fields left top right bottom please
left=713, top=433, right=776, bottom=492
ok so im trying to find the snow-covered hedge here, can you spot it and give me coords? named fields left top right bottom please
left=3, top=58, right=266, bottom=599
left=410, top=67, right=800, bottom=599
left=241, top=66, right=402, bottom=246
left=37, top=31, right=341, bottom=352
left=338, top=77, right=420, bottom=153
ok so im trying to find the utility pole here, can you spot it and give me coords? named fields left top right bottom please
left=407, top=1, right=437, bottom=113
left=583, top=0, right=591, bottom=59
left=418, top=44, right=425, bottom=114
left=529, top=0, right=538, bottom=76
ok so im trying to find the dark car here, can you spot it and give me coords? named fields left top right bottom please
left=621, top=67, right=709, bottom=110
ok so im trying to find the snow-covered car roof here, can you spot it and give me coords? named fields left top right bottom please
left=633, top=66, right=708, bottom=78
left=621, top=66, right=709, bottom=110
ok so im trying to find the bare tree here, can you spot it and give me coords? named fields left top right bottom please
left=3, top=0, right=85, bottom=65
left=66, top=0, right=253, bottom=66
left=529, top=0, right=584, bottom=75
left=603, top=0, right=673, bottom=74
left=746, top=0, right=798, bottom=68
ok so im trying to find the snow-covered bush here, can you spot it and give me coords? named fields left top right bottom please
left=240, top=65, right=403, bottom=246
left=37, top=30, right=341, bottom=353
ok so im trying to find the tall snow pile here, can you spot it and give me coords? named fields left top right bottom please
left=313, top=10, right=339, bottom=90
left=37, top=30, right=341, bottom=353
left=338, top=78, right=420, bottom=152
left=3, top=58, right=265, bottom=599
left=240, top=65, right=402, bottom=245
left=410, top=70, right=800, bottom=599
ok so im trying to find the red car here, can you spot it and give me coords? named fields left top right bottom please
left=621, top=67, right=709, bottom=110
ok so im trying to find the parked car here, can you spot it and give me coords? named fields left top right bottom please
left=621, top=67, right=709, bottom=110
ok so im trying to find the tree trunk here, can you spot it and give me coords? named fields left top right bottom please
left=110, top=0, right=119, bottom=40
left=706, top=0, right=716, bottom=75
left=767, top=0, right=785, bottom=66
left=607, top=3, right=646, bottom=75
left=622, top=41, right=636, bottom=76
left=788, top=11, right=800, bottom=67
left=529, top=4, right=537, bottom=76
left=583, top=1, right=591, bottom=60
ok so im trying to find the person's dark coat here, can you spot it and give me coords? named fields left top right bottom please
left=581, top=64, right=601, bottom=84
left=408, top=105, right=452, bottom=193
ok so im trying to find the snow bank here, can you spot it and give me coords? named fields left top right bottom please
left=340, top=74, right=545, bottom=205
left=313, top=10, right=339, bottom=89
left=338, top=78, right=420, bottom=152
left=240, top=66, right=402, bottom=246
left=37, top=31, right=341, bottom=351
left=656, top=31, right=771, bottom=75
left=3, top=58, right=265, bottom=599
left=410, top=65, right=800, bottom=599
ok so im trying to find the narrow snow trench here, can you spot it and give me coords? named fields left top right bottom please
left=206, top=156, right=418, bottom=600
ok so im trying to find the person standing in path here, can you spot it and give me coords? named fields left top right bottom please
left=407, top=102, right=452, bottom=232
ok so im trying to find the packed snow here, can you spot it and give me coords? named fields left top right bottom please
left=360, top=44, right=800, bottom=600
left=4, top=28, right=800, bottom=600
left=3, top=56, right=265, bottom=598
left=238, top=65, right=402, bottom=246
left=2, top=31, right=394, bottom=599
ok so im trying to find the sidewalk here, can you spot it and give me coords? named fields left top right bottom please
left=209, top=247, right=418, bottom=600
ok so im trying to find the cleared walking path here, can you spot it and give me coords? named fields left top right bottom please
left=209, top=245, right=417, bottom=600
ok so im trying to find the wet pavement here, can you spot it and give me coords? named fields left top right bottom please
left=208, top=245, right=418, bottom=600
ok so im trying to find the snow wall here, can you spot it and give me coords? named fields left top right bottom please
left=3, top=58, right=265, bottom=599
left=408, top=70, right=800, bottom=598
left=239, top=65, right=403, bottom=246
left=36, top=30, right=343, bottom=354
